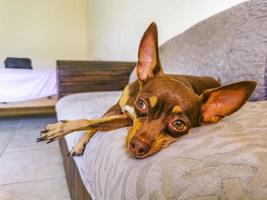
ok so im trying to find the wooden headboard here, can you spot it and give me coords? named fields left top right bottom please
left=56, top=60, right=136, bottom=99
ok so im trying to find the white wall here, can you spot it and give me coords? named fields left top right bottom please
left=87, top=0, right=247, bottom=61
left=0, top=0, right=247, bottom=69
left=0, top=0, right=88, bottom=69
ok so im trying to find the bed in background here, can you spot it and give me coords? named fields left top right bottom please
left=0, top=68, right=56, bottom=103
left=0, top=68, right=57, bottom=116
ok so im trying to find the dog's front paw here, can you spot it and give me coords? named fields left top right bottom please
left=36, top=120, right=70, bottom=143
left=68, top=141, right=87, bottom=156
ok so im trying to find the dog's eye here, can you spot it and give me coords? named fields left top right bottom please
left=174, top=120, right=185, bottom=130
left=169, top=119, right=186, bottom=132
left=166, top=119, right=187, bottom=138
left=137, top=99, right=147, bottom=110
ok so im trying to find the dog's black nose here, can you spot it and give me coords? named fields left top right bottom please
left=129, top=137, right=151, bottom=157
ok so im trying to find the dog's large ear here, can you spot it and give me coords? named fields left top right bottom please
left=136, top=22, right=163, bottom=82
left=200, top=81, right=256, bottom=123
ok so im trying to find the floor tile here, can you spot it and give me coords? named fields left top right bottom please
left=0, top=122, right=21, bottom=156
left=0, top=148, right=65, bottom=185
left=5, top=132, right=59, bottom=153
left=21, top=116, right=56, bottom=127
left=0, top=118, right=22, bottom=128
left=5, top=118, right=58, bottom=152
left=0, top=176, right=70, bottom=200
left=0, top=116, right=70, bottom=199
left=0, top=127, right=16, bottom=156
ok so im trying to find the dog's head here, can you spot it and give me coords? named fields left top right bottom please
left=126, top=22, right=256, bottom=158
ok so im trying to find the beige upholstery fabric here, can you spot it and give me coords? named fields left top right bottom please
left=160, top=0, right=267, bottom=101
left=57, top=92, right=267, bottom=200
left=129, top=0, right=267, bottom=101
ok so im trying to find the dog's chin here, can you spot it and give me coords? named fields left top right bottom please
left=127, top=147, right=158, bottom=159
left=126, top=141, right=165, bottom=159
left=128, top=151, right=150, bottom=159
left=126, top=141, right=152, bottom=159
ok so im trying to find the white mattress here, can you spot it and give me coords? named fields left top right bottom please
left=0, top=68, right=57, bottom=102
left=56, top=91, right=267, bottom=200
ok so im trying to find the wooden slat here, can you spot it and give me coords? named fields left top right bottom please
left=0, top=106, right=55, bottom=117
left=0, top=97, right=57, bottom=117
left=59, top=77, right=129, bottom=85
left=57, top=60, right=136, bottom=99
left=59, top=71, right=130, bottom=77
left=60, top=81, right=128, bottom=92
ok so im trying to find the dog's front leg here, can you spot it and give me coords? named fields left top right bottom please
left=36, top=119, right=92, bottom=143
left=68, top=129, right=97, bottom=156
left=37, top=114, right=132, bottom=143
left=69, top=113, right=132, bottom=156
left=86, top=114, right=132, bottom=131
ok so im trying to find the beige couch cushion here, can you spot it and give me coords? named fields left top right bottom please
left=57, top=91, right=267, bottom=200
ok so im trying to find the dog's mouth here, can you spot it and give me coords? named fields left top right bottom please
left=126, top=134, right=180, bottom=159
left=126, top=138, right=151, bottom=159
left=126, top=140, right=161, bottom=159
left=127, top=147, right=152, bottom=159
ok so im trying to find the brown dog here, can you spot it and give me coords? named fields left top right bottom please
left=37, top=22, right=256, bottom=159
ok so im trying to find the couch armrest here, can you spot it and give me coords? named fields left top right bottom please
left=57, top=60, right=136, bottom=99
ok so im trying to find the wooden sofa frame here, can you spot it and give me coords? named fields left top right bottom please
left=57, top=60, right=136, bottom=200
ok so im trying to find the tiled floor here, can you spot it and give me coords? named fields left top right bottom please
left=0, top=116, right=71, bottom=200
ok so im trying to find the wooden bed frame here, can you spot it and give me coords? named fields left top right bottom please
left=57, top=60, right=136, bottom=200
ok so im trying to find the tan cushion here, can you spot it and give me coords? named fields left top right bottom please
left=57, top=91, right=267, bottom=199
